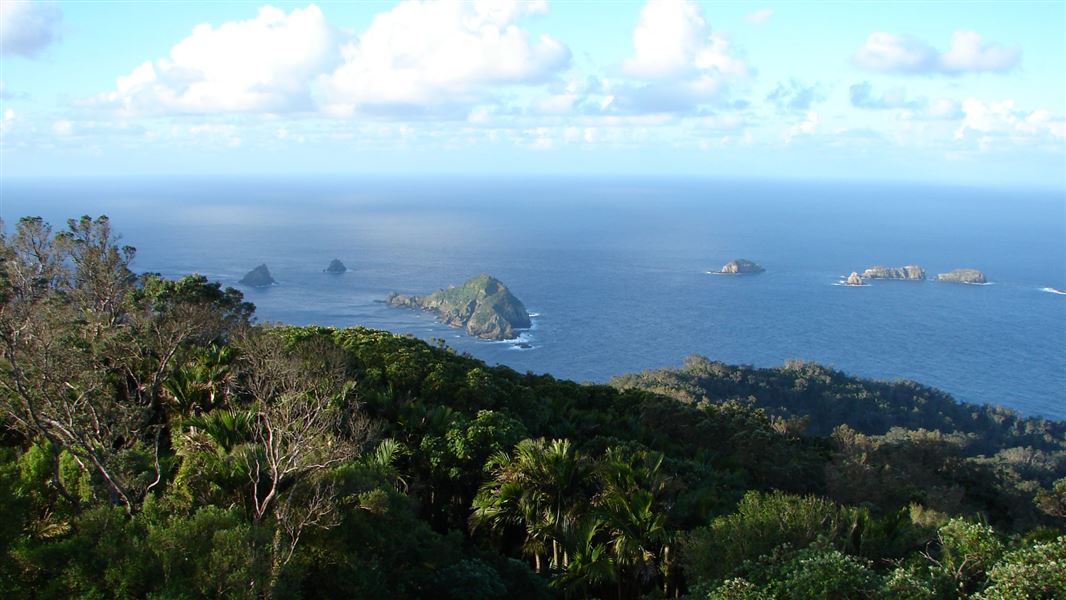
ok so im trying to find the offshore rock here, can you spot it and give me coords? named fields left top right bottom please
left=239, top=264, right=276, bottom=287
left=937, top=269, right=987, bottom=284
left=325, top=259, right=348, bottom=274
left=861, top=265, right=925, bottom=281
left=721, top=259, right=765, bottom=274
left=387, top=274, right=531, bottom=341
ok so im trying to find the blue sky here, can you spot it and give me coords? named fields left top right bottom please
left=1, top=0, right=1063, bottom=187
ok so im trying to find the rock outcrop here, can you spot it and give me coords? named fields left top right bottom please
left=937, top=269, right=986, bottom=284
left=325, top=259, right=348, bottom=274
left=387, top=274, right=531, bottom=341
left=239, top=264, right=276, bottom=287
left=861, top=265, right=925, bottom=281
left=845, top=272, right=864, bottom=286
left=720, top=259, right=765, bottom=274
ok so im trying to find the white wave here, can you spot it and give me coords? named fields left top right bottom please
left=1041, top=287, right=1066, bottom=295
left=528, top=312, right=542, bottom=318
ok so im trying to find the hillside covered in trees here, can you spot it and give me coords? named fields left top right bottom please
left=0, top=216, right=1063, bottom=599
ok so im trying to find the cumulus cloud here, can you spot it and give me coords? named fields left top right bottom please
left=849, top=81, right=921, bottom=110
left=853, top=30, right=1019, bottom=75
left=767, top=80, right=823, bottom=111
left=318, top=0, right=570, bottom=117
left=1, top=0, right=61, bottom=58
left=850, top=81, right=965, bottom=121
left=90, top=5, right=338, bottom=115
left=955, top=99, right=1064, bottom=140
left=615, top=0, right=749, bottom=113
left=746, top=9, right=773, bottom=25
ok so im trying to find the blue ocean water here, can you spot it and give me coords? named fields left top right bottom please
left=4, top=176, right=1065, bottom=419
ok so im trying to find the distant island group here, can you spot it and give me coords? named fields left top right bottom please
left=843, top=265, right=987, bottom=286
left=236, top=261, right=533, bottom=343
left=235, top=256, right=1058, bottom=343
left=712, top=258, right=989, bottom=286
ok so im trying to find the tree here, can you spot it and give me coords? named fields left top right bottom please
left=236, top=329, right=369, bottom=597
left=0, top=217, right=253, bottom=515
left=472, top=438, right=593, bottom=573
left=594, top=448, right=673, bottom=598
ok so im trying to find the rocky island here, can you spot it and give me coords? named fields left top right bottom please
left=861, top=265, right=925, bottom=281
left=845, top=272, right=865, bottom=286
left=937, top=268, right=986, bottom=284
left=720, top=259, right=765, bottom=274
left=325, top=259, right=348, bottom=274
left=387, top=274, right=531, bottom=341
left=239, top=264, right=276, bottom=287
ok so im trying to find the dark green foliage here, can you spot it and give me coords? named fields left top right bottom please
left=612, top=355, right=1066, bottom=454
left=1, top=216, right=1063, bottom=599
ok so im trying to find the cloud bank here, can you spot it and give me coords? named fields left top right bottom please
left=853, top=30, right=1020, bottom=75
left=1, top=0, right=62, bottom=58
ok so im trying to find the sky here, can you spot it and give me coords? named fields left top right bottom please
left=1, top=0, right=1064, bottom=188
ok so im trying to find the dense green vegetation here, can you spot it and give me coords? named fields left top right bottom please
left=0, top=215, right=1063, bottom=599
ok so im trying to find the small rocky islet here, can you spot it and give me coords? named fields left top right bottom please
left=937, top=268, right=987, bottom=284
left=387, top=274, right=531, bottom=341
left=239, top=264, right=276, bottom=287
left=861, top=265, right=926, bottom=281
left=325, top=259, right=348, bottom=274
left=720, top=259, right=765, bottom=274
left=842, top=264, right=988, bottom=286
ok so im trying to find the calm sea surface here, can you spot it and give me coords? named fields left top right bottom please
left=5, top=176, right=1064, bottom=419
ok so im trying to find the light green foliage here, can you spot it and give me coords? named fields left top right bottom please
left=976, top=536, right=1066, bottom=600
left=757, top=543, right=879, bottom=600
left=878, top=564, right=938, bottom=600
left=684, top=491, right=868, bottom=583
left=936, top=518, right=1005, bottom=595
left=705, top=578, right=768, bottom=600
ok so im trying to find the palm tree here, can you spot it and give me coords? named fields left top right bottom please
left=164, top=344, right=236, bottom=418
left=594, top=448, right=674, bottom=599
left=471, top=438, right=593, bottom=573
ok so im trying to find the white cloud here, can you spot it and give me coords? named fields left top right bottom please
left=92, top=5, right=338, bottom=114
left=783, top=111, right=818, bottom=143
left=955, top=99, right=1064, bottom=141
left=746, top=9, right=773, bottom=25
left=623, top=0, right=747, bottom=80
left=1, top=0, right=61, bottom=58
left=616, top=0, right=749, bottom=113
left=939, top=31, right=1020, bottom=74
left=318, top=0, right=570, bottom=117
left=853, top=30, right=1019, bottom=75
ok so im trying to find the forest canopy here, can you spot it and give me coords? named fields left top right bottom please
left=0, top=215, right=1063, bottom=599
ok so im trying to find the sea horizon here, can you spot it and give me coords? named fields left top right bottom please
left=6, top=174, right=1064, bottom=420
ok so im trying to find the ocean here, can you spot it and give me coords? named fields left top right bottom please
left=4, top=175, right=1064, bottom=419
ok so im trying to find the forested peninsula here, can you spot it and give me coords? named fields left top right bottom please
left=0, top=216, right=1063, bottom=599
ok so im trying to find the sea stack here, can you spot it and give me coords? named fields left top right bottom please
left=845, top=272, right=864, bottom=286
left=937, top=269, right=986, bottom=284
left=325, top=259, right=348, bottom=274
left=720, top=259, right=765, bottom=274
left=387, top=274, right=531, bottom=341
left=239, top=264, right=276, bottom=287
left=861, top=265, right=925, bottom=281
